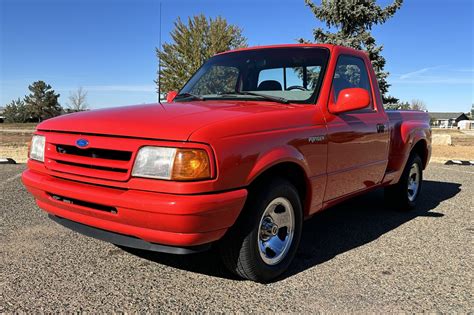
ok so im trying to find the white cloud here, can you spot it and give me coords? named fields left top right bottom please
left=399, top=66, right=445, bottom=80
left=454, top=68, right=474, bottom=72
left=391, top=77, right=474, bottom=84
left=393, top=65, right=473, bottom=85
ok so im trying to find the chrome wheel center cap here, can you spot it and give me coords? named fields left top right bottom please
left=261, top=217, right=278, bottom=240
left=270, top=225, right=278, bottom=236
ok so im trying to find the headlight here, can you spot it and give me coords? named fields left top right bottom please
left=132, top=146, right=211, bottom=181
left=30, top=135, right=46, bottom=162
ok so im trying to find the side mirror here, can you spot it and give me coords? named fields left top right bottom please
left=329, top=88, right=370, bottom=114
left=166, top=91, right=178, bottom=103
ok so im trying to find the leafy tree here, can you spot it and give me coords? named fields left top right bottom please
left=410, top=99, right=427, bottom=111
left=301, top=0, right=403, bottom=103
left=24, top=81, right=62, bottom=122
left=3, top=98, right=29, bottom=123
left=157, top=14, right=247, bottom=93
left=67, top=87, right=88, bottom=112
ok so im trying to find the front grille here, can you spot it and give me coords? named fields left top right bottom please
left=56, top=145, right=132, bottom=161
left=43, top=133, right=139, bottom=181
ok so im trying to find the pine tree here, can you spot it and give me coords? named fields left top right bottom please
left=383, top=95, right=400, bottom=105
left=157, top=15, right=247, bottom=93
left=24, top=81, right=62, bottom=122
left=301, top=0, right=403, bottom=103
left=3, top=98, right=29, bottom=123
left=384, top=101, right=409, bottom=111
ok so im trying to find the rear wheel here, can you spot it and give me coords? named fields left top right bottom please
left=385, top=153, right=423, bottom=210
left=219, top=178, right=303, bottom=283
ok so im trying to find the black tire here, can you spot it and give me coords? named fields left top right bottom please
left=385, top=153, right=423, bottom=210
left=219, top=178, right=303, bottom=283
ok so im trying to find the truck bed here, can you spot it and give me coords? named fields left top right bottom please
left=386, top=110, right=431, bottom=123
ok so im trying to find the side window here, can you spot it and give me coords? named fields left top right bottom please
left=332, top=55, right=371, bottom=103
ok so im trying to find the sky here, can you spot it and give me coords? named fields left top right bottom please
left=0, top=0, right=473, bottom=112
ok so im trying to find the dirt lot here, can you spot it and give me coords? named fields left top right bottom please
left=430, top=145, right=474, bottom=162
left=1, top=163, right=472, bottom=312
left=1, top=124, right=36, bottom=162
left=432, top=128, right=474, bottom=147
left=427, top=129, right=474, bottom=162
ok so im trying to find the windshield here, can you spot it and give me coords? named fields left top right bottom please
left=178, top=47, right=329, bottom=104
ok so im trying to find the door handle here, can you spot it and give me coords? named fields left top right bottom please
left=376, top=123, right=386, bottom=133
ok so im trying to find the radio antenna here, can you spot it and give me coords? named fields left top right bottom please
left=157, top=1, right=162, bottom=104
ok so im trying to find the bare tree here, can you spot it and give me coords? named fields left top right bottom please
left=67, top=87, right=88, bottom=112
left=410, top=99, right=427, bottom=111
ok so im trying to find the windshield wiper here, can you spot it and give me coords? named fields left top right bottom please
left=174, top=92, right=205, bottom=101
left=218, top=91, right=289, bottom=104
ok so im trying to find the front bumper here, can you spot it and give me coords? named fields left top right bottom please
left=22, top=169, right=247, bottom=249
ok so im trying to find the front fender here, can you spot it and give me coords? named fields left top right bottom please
left=246, top=145, right=311, bottom=185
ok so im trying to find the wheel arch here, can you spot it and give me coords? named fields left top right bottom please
left=247, top=160, right=312, bottom=217
left=411, top=139, right=429, bottom=169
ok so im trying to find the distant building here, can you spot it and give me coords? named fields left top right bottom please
left=0, top=106, right=4, bottom=123
left=429, top=112, right=469, bottom=128
left=458, top=120, right=474, bottom=130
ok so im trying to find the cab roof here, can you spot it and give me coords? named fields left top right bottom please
left=216, top=43, right=363, bottom=55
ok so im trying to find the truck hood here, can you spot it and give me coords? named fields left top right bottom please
left=38, top=101, right=301, bottom=141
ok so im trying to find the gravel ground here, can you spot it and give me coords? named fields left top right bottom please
left=1, top=163, right=472, bottom=312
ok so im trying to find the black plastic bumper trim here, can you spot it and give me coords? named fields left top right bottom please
left=48, top=214, right=212, bottom=255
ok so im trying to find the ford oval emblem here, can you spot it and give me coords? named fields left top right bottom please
left=76, top=138, right=89, bottom=148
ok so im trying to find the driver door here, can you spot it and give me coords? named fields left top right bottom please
left=324, top=54, right=389, bottom=201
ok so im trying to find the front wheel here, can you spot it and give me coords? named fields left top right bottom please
left=219, top=178, right=303, bottom=282
left=385, top=153, right=423, bottom=210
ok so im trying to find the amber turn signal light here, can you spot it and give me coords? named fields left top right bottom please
left=171, top=149, right=211, bottom=181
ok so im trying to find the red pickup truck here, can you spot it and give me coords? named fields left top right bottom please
left=22, top=44, right=431, bottom=282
